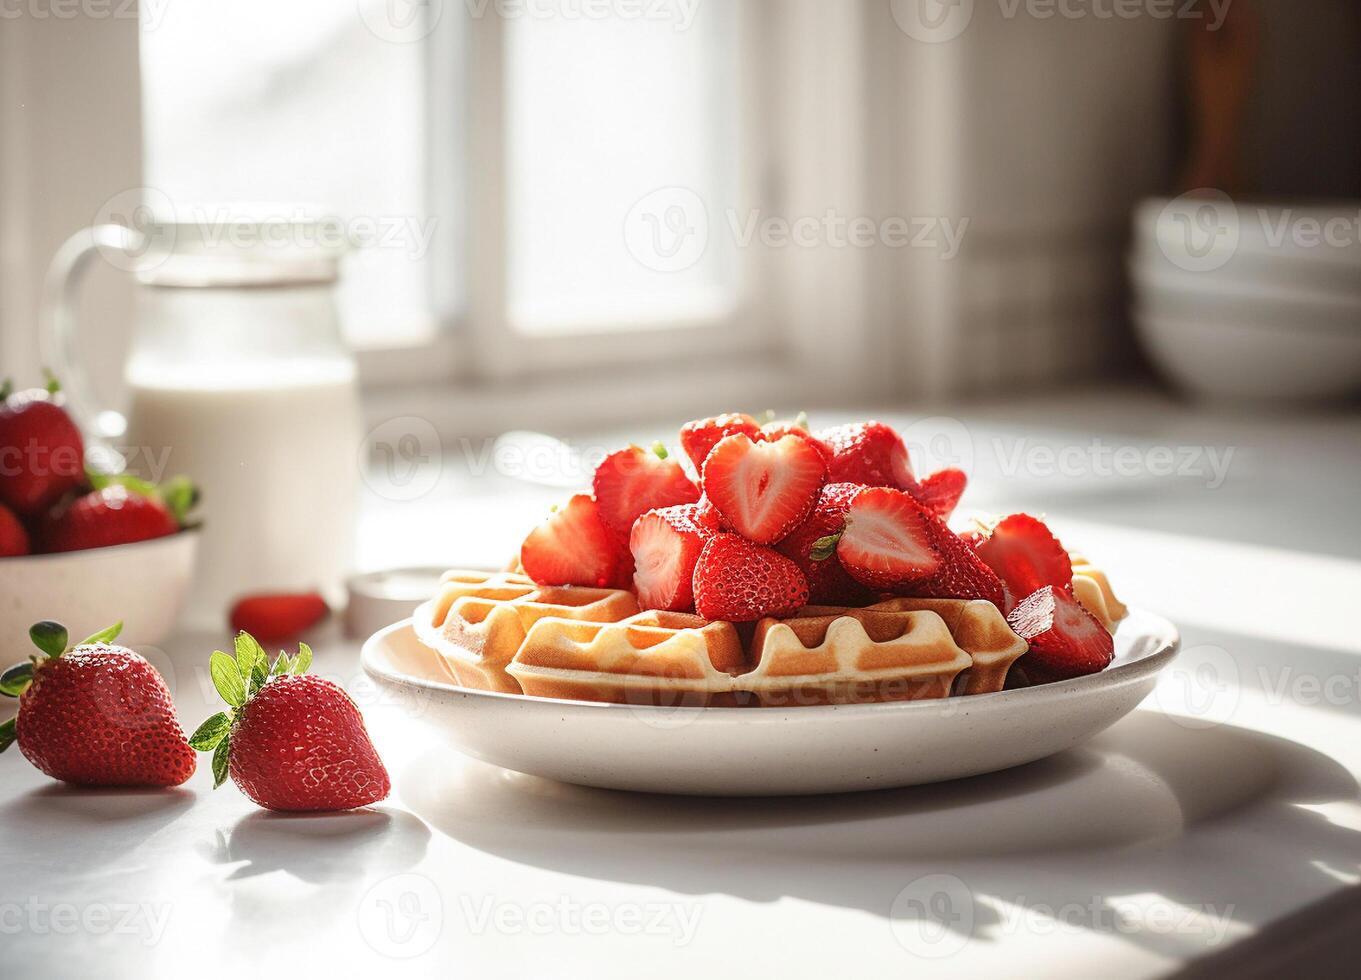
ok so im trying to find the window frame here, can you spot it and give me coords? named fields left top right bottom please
left=358, top=0, right=783, bottom=390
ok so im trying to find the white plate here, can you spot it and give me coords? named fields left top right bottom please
left=362, top=611, right=1179, bottom=796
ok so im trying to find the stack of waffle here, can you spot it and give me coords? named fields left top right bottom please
left=408, top=568, right=1139, bottom=706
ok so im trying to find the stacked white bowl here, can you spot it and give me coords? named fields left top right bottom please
left=1130, top=194, right=1361, bottom=404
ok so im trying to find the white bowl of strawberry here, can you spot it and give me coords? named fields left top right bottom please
left=0, top=381, right=199, bottom=648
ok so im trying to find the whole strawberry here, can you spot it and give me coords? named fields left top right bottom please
left=0, top=621, right=196, bottom=786
left=817, top=421, right=916, bottom=490
left=41, top=476, right=194, bottom=553
left=0, top=501, right=30, bottom=556
left=192, top=633, right=390, bottom=811
left=693, top=533, right=809, bottom=621
left=0, top=381, right=86, bottom=517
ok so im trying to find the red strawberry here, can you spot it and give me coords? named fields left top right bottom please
left=520, top=494, right=626, bottom=589
left=817, top=421, right=916, bottom=490
left=701, top=433, right=825, bottom=545
left=192, top=634, right=389, bottom=811
left=834, top=486, right=941, bottom=590
left=974, top=514, right=1073, bottom=607
left=693, top=533, right=809, bottom=621
left=903, top=509, right=1006, bottom=606
left=758, top=414, right=834, bottom=465
left=912, top=467, right=967, bottom=520
left=630, top=503, right=715, bottom=612
left=0, top=502, right=29, bottom=556
left=1006, top=586, right=1114, bottom=682
left=776, top=482, right=875, bottom=605
left=230, top=593, right=329, bottom=644
left=592, top=443, right=698, bottom=533
left=693, top=494, right=724, bottom=532
left=0, top=385, right=86, bottom=517
left=0, top=620, right=195, bottom=786
left=680, top=413, right=761, bottom=472
left=42, top=485, right=180, bottom=553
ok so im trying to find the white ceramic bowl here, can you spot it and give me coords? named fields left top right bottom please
left=0, top=530, right=199, bottom=650
left=362, top=610, right=1179, bottom=796
left=1132, top=307, right=1361, bottom=404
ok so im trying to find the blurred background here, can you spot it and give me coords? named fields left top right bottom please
left=2, top=0, right=1357, bottom=432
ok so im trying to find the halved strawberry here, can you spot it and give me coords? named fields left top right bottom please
left=834, top=487, right=941, bottom=590
left=592, top=444, right=698, bottom=534
left=1006, top=585, right=1114, bottom=682
left=701, top=434, right=825, bottom=545
left=974, top=514, right=1072, bottom=607
left=901, top=508, right=1006, bottom=606
left=630, top=503, right=715, bottom=612
left=693, top=533, right=809, bottom=622
left=817, top=421, right=916, bottom=490
left=520, top=495, right=626, bottom=589
left=776, top=483, right=875, bottom=605
left=912, top=467, right=967, bottom=520
left=680, top=413, right=761, bottom=473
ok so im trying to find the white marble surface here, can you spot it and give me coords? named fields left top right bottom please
left=4, top=386, right=1360, bottom=978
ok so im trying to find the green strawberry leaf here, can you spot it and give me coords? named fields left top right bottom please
left=270, top=653, right=291, bottom=677
left=189, top=712, right=231, bottom=752
left=211, top=735, right=231, bottom=788
left=160, top=476, right=199, bottom=526
left=79, top=622, right=123, bottom=647
left=209, top=651, right=246, bottom=708
left=42, top=369, right=60, bottom=395
left=651, top=441, right=669, bottom=460
left=87, top=472, right=159, bottom=497
left=809, top=533, right=842, bottom=563
left=793, top=410, right=810, bottom=431
left=29, top=621, right=68, bottom=658
left=0, top=716, right=15, bottom=753
left=291, top=642, right=313, bottom=676
left=0, top=379, right=12, bottom=401
left=0, top=662, right=34, bottom=698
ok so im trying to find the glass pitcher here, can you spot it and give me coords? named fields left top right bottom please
left=43, top=216, right=363, bottom=627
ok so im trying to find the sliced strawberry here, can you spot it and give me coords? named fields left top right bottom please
left=776, top=482, right=875, bottom=605
left=758, top=414, right=834, bottom=465
left=693, top=533, right=809, bottom=622
left=834, top=487, right=941, bottom=590
left=974, top=514, right=1073, bottom=606
left=902, top=510, right=1006, bottom=606
left=229, top=593, right=329, bottom=643
left=701, top=434, right=825, bottom=545
left=520, top=494, right=626, bottom=589
left=680, top=413, right=761, bottom=473
left=817, top=421, right=917, bottom=490
left=912, top=467, right=967, bottom=520
left=592, top=444, right=698, bottom=534
left=630, top=503, right=715, bottom=612
left=1006, top=585, right=1114, bottom=682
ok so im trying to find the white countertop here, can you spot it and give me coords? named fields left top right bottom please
left=5, top=387, right=1360, bottom=978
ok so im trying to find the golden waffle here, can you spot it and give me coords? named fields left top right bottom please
left=739, top=608, right=971, bottom=707
left=859, top=597, right=1029, bottom=695
left=413, top=570, right=638, bottom=693
left=1068, top=553, right=1129, bottom=632
left=509, top=611, right=745, bottom=706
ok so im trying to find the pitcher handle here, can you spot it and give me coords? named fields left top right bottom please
left=39, top=224, right=147, bottom=443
